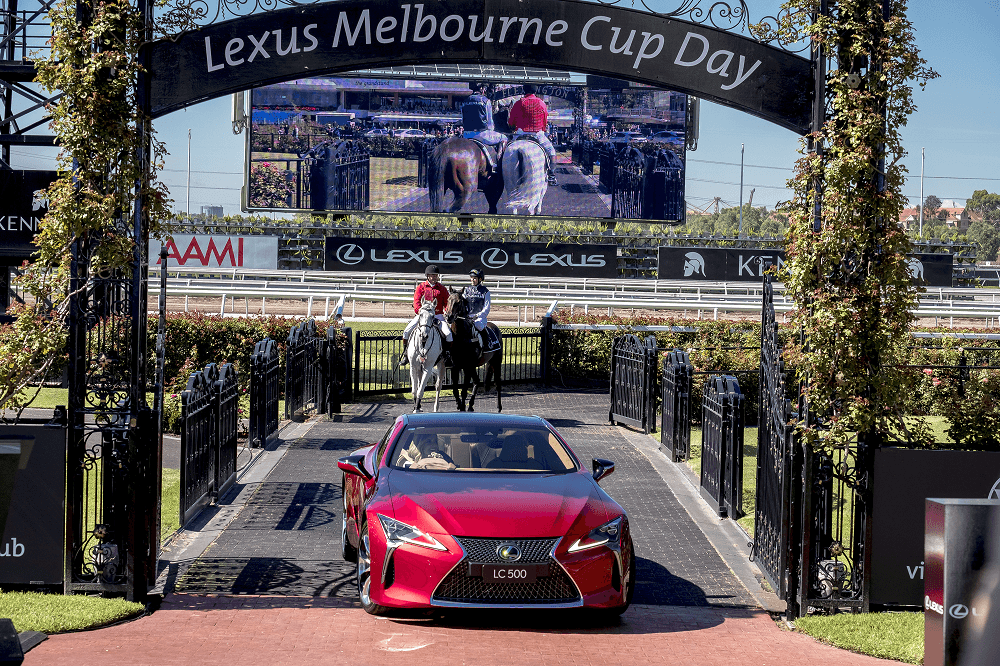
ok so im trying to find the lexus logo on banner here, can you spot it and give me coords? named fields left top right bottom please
left=658, top=247, right=953, bottom=286
left=324, top=238, right=617, bottom=278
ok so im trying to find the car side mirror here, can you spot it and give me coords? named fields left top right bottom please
left=338, top=454, right=373, bottom=480
left=592, top=458, right=615, bottom=483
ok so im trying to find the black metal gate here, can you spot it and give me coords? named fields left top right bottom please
left=304, top=140, right=371, bottom=211
left=699, top=375, right=744, bottom=518
left=180, top=368, right=215, bottom=526
left=660, top=349, right=693, bottom=461
left=211, top=363, right=239, bottom=500
left=285, top=319, right=326, bottom=419
left=609, top=334, right=659, bottom=433
left=249, top=338, right=280, bottom=448
left=752, top=275, right=801, bottom=614
left=352, top=327, right=542, bottom=396
left=611, top=148, right=644, bottom=220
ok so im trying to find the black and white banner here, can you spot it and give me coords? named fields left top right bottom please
left=0, top=170, right=58, bottom=260
left=147, top=0, right=812, bottom=133
left=658, top=247, right=953, bottom=286
left=325, top=237, right=617, bottom=278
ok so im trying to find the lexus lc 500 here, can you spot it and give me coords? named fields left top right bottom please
left=339, top=412, right=635, bottom=616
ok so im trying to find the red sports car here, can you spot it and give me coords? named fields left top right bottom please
left=339, top=412, right=635, bottom=616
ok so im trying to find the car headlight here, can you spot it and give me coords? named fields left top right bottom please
left=567, top=516, right=623, bottom=553
left=377, top=514, right=447, bottom=552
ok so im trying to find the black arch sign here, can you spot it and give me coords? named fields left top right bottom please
left=147, top=0, right=813, bottom=133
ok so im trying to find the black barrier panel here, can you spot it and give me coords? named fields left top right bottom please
left=870, top=448, right=1000, bottom=607
left=924, top=499, right=1000, bottom=666
left=147, top=0, right=812, bottom=134
left=658, top=247, right=954, bottom=286
left=0, top=170, right=58, bottom=259
left=0, top=423, right=66, bottom=585
left=325, top=237, right=618, bottom=279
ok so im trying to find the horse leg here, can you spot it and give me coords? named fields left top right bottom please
left=448, top=163, right=474, bottom=213
left=432, top=360, right=444, bottom=413
left=484, top=172, right=503, bottom=215
left=466, top=366, right=482, bottom=412
left=413, top=367, right=432, bottom=413
left=451, top=365, right=465, bottom=411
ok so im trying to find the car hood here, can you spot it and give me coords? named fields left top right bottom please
left=387, top=471, right=610, bottom=538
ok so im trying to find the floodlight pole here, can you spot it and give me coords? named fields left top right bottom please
left=919, top=147, right=924, bottom=236
left=738, top=143, right=744, bottom=237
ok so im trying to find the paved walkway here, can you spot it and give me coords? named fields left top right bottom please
left=25, top=389, right=900, bottom=665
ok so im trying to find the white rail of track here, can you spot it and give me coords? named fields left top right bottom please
left=145, top=267, right=1000, bottom=325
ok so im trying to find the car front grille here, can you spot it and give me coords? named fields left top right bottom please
left=432, top=537, right=580, bottom=605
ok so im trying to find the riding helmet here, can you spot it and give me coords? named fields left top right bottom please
left=425, top=264, right=440, bottom=276
left=470, top=268, right=484, bottom=279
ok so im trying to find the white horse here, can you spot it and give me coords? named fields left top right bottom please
left=407, top=299, right=445, bottom=412
left=501, top=139, right=548, bottom=215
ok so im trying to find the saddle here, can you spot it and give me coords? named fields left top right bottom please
left=468, top=138, right=503, bottom=175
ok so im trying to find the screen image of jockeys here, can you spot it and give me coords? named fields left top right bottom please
left=247, top=71, right=688, bottom=220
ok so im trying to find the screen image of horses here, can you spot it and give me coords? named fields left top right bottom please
left=246, top=71, right=687, bottom=221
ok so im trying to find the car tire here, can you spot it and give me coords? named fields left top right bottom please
left=357, top=517, right=389, bottom=616
left=341, top=474, right=357, bottom=563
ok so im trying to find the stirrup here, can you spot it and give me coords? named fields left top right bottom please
left=399, top=354, right=409, bottom=367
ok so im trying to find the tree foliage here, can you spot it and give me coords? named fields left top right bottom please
left=0, top=0, right=188, bottom=412
left=765, top=0, right=938, bottom=450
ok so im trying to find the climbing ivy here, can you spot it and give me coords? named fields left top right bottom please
left=763, top=0, right=937, bottom=449
left=0, top=0, right=189, bottom=412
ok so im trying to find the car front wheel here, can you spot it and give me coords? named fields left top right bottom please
left=357, top=518, right=388, bottom=616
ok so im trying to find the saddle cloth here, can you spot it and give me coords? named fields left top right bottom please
left=468, top=138, right=501, bottom=173
left=478, top=326, right=502, bottom=353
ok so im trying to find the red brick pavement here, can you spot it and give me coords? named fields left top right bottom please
left=26, top=594, right=901, bottom=666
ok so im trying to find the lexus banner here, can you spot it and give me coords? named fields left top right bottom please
left=0, top=170, right=58, bottom=260
left=325, top=238, right=617, bottom=278
left=658, top=247, right=953, bottom=286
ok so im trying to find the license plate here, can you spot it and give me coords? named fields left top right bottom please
left=481, top=564, right=542, bottom=583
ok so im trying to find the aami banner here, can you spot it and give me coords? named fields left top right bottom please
left=149, top=235, right=279, bottom=269
left=870, top=448, right=1000, bottom=607
left=0, top=423, right=67, bottom=585
left=325, top=237, right=617, bottom=278
left=0, top=170, right=58, bottom=260
left=657, top=247, right=953, bottom=286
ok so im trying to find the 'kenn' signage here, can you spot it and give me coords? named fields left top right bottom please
left=325, top=237, right=617, bottom=278
left=148, top=0, right=812, bottom=133
left=658, top=247, right=953, bottom=286
left=150, top=235, right=279, bottom=269
left=0, top=170, right=58, bottom=260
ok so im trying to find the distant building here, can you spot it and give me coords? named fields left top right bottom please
left=898, top=206, right=973, bottom=232
left=201, top=205, right=223, bottom=217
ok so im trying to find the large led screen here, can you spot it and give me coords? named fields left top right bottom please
left=247, top=73, right=686, bottom=220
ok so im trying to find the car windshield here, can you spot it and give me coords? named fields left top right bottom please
left=389, top=424, right=578, bottom=473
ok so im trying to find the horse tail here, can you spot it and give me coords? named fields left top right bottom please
left=428, top=145, right=445, bottom=212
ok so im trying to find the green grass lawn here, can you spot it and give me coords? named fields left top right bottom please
left=684, top=426, right=758, bottom=536
left=794, top=612, right=924, bottom=665
left=0, top=591, right=145, bottom=633
left=161, top=467, right=180, bottom=540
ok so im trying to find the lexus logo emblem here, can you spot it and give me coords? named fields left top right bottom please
left=989, top=478, right=1000, bottom=500
left=481, top=247, right=509, bottom=270
left=336, top=244, right=364, bottom=265
left=497, top=543, right=522, bottom=561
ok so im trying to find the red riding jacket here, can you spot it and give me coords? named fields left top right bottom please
left=413, top=281, right=449, bottom=314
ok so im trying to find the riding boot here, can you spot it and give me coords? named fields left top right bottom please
left=399, top=339, right=409, bottom=366
left=547, top=168, right=558, bottom=185
left=443, top=340, right=453, bottom=367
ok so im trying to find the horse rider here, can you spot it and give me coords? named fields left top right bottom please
left=461, top=82, right=507, bottom=174
left=400, top=264, right=453, bottom=366
left=463, top=268, right=492, bottom=349
left=508, top=83, right=558, bottom=185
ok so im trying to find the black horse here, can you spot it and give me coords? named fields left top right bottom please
left=445, top=288, right=503, bottom=413
left=426, top=109, right=509, bottom=214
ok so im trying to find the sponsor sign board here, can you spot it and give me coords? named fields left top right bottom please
left=149, top=235, right=279, bottom=269
left=325, top=237, right=617, bottom=278
left=657, top=247, right=953, bottom=286
left=869, top=448, right=1000, bottom=607
left=0, top=423, right=66, bottom=585
left=0, top=170, right=58, bottom=260
left=923, top=498, right=1000, bottom=666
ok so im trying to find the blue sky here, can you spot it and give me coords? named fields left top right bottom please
left=11, top=0, right=1000, bottom=218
